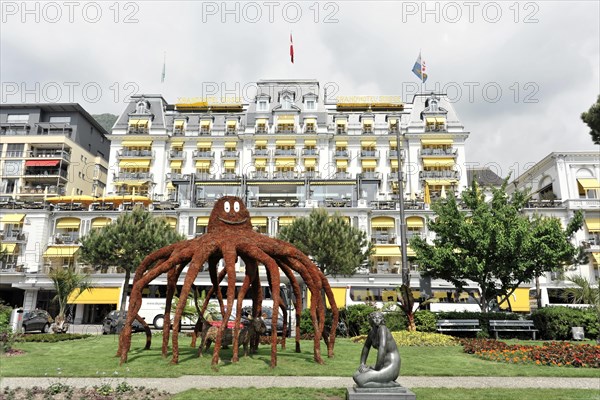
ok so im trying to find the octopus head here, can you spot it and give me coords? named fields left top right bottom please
left=207, top=196, right=252, bottom=232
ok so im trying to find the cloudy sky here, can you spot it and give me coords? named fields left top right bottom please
left=1, top=0, right=598, bottom=175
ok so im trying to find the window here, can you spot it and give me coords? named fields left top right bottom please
left=6, top=114, right=29, bottom=123
left=5, top=144, right=24, bottom=158
left=258, top=100, right=268, bottom=111
left=282, top=96, right=292, bottom=110
left=306, top=100, right=316, bottom=110
left=49, top=116, right=71, bottom=124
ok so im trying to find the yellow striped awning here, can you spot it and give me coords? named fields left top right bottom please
left=195, top=160, right=211, bottom=168
left=91, top=218, right=112, bottom=229
left=56, top=218, right=81, bottom=229
left=362, top=118, right=373, bottom=125
left=592, top=253, right=600, bottom=264
left=277, top=116, right=295, bottom=124
left=224, top=142, right=237, bottom=150
left=251, top=216, right=267, bottom=226
left=121, top=140, right=153, bottom=147
left=276, top=139, right=296, bottom=146
left=128, top=119, right=139, bottom=126
left=391, top=159, right=398, bottom=168
left=406, top=216, right=424, bottom=229
left=68, top=287, right=120, bottom=305
left=118, top=160, right=151, bottom=168
left=585, top=218, right=600, bottom=232
left=425, top=179, right=457, bottom=186
left=362, top=159, right=377, bottom=168
left=374, top=246, right=400, bottom=257
left=578, top=178, right=600, bottom=190
left=389, top=140, right=397, bottom=148
left=435, top=117, right=446, bottom=124
left=226, top=120, right=237, bottom=127
left=223, top=160, right=236, bottom=168
left=254, top=159, right=267, bottom=167
left=0, top=214, right=25, bottom=224
left=254, top=140, right=267, bottom=146
left=137, top=119, right=149, bottom=127
left=336, top=159, right=348, bottom=168
left=171, top=141, right=184, bottom=147
left=197, top=141, right=212, bottom=149
left=164, top=217, right=177, bottom=229
left=336, top=119, right=347, bottom=126
left=304, top=158, right=316, bottom=167
left=304, top=118, right=316, bottom=125
left=421, top=139, right=453, bottom=146
left=1, top=243, right=17, bottom=254
left=200, top=120, right=211, bottom=127
left=335, top=140, right=348, bottom=147
left=425, top=117, right=436, bottom=125
left=278, top=216, right=295, bottom=226
left=304, top=139, right=317, bottom=146
left=371, top=216, right=395, bottom=228
left=275, top=158, right=296, bottom=167
left=170, top=160, right=183, bottom=168
left=174, top=120, right=185, bottom=128
left=361, top=140, right=376, bottom=147
left=196, top=217, right=209, bottom=226
left=256, top=118, right=267, bottom=125
left=43, top=246, right=80, bottom=258
left=422, top=158, right=455, bottom=167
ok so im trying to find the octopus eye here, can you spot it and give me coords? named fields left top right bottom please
left=224, top=201, right=231, bottom=212
left=234, top=201, right=240, bottom=212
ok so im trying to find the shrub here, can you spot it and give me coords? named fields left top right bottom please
left=352, top=331, right=457, bottom=347
left=341, top=304, right=377, bottom=336
left=414, top=310, right=437, bottom=332
left=383, top=310, right=407, bottom=332
left=0, top=301, right=12, bottom=330
left=16, top=333, right=91, bottom=343
left=531, top=306, right=599, bottom=340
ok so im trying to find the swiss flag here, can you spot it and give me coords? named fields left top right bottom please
left=290, top=33, right=294, bottom=63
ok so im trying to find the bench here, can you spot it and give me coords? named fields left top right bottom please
left=436, top=319, right=481, bottom=334
left=489, top=320, right=538, bottom=340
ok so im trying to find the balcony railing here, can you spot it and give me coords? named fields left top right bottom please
left=199, top=128, right=211, bottom=136
left=192, top=150, right=214, bottom=158
left=23, top=169, right=68, bottom=179
left=256, top=127, right=268, bottom=134
left=18, top=185, right=64, bottom=195
left=525, top=199, right=564, bottom=208
left=168, top=150, right=185, bottom=159
left=250, top=171, right=269, bottom=179
left=334, top=150, right=349, bottom=158
left=114, top=172, right=154, bottom=181
left=388, top=150, right=404, bottom=159
left=419, top=170, right=459, bottom=179
left=273, top=171, right=300, bottom=180
left=276, top=128, right=296, bottom=134
left=388, top=173, right=400, bottom=181
left=274, top=149, right=297, bottom=156
left=370, top=200, right=397, bottom=210
left=301, top=171, right=321, bottom=179
left=324, top=198, right=352, bottom=207
left=221, top=173, right=240, bottom=180
left=371, top=234, right=396, bottom=244
left=54, top=233, right=80, bottom=244
left=194, top=172, right=215, bottom=181
left=360, top=150, right=378, bottom=158
left=117, top=149, right=154, bottom=158
left=359, top=172, right=381, bottom=180
left=27, top=150, right=71, bottom=161
left=225, top=128, right=237, bottom=135
left=333, top=171, right=352, bottom=179
left=301, top=149, right=318, bottom=156
left=222, top=150, right=239, bottom=158
left=0, top=231, right=27, bottom=242
left=419, top=148, right=457, bottom=157
left=253, top=149, right=269, bottom=157
left=4, top=151, right=24, bottom=158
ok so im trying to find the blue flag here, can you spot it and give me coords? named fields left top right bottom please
left=412, top=52, right=427, bottom=83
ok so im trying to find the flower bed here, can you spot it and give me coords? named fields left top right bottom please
left=352, top=331, right=458, bottom=347
left=460, top=339, right=600, bottom=368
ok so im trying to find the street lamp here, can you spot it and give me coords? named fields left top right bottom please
left=396, top=126, right=409, bottom=286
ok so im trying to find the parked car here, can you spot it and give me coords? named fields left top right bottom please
left=102, top=311, right=145, bottom=334
left=258, top=307, right=286, bottom=336
left=22, top=309, right=52, bottom=333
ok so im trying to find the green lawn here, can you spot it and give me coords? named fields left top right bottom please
left=1, top=335, right=598, bottom=378
left=172, top=388, right=600, bottom=400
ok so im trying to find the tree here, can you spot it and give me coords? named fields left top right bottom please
left=92, top=113, right=118, bottom=133
left=563, top=275, right=600, bottom=342
left=410, top=180, right=583, bottom=312
left=48, top=266, right=91, bottom=333
left=79, top=207, right=184, bottom=314
left=277, top=208, right=373, bottom=277
left=581, top=95, right=600, bottom=145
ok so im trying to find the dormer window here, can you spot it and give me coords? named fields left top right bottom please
left=258, top=100, right=268, bottom=111
left=282, top=95, right=292, bottom=110
left=136, top=100, right=150, bottom=114
left=306, top=100, right=316, bottom=110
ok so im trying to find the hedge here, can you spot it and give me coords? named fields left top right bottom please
left=531, top=306, right=599, bottom=340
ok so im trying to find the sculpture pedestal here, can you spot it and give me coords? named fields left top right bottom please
left=346, top=386, right=416, bottom=400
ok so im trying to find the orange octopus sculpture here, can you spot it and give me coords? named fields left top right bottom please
left=117, top=196, right=339, bottom=368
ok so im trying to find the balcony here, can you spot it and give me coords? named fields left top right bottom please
left=250, top=171, right=269, bottom=179
left=17, top=185, right=64, bottom=196
left=192, top=150, right=215, bottom=159
left=167, top=173, right=188, bottom=181
left=334, top=150, right=349, bottom=158
left=3, top=151, right=24, bottom=158
left=388, top=150, right=404, bottom=159
left=195, top=198, right=216, bottom=208
left=27, top=150, right=71, bottom=162
left=273, top=171, right=300, bottom=180
left=222, top=150, right=239, bottom=158
left=359, top=171, right=381, bottom=180
left=0, top=231, right=28, bottom=243
left=360, top=150, right=378, bottom=158
left=54, top=232, right=80, bottom=244
left=324, top=198, right=352, bottom=207
left=23, top=169, right=68, bottom=179
left=194, top=172, right=215, bottom=181
left=168, top=150, right=186, bottom=159
left=114, top=172, right=154, bottom=181
left=301, top=171, right=321, bottom=179
left=225, top=128, right=237, bottom=135
left=387, top=173, right=400, bottom=182
left=173, top=128, right=185, bottom=136
left=525, top=199, right=564, bottom=208
left=199, top=128, right=211, bottom=136
left=419, top=170, right=459, bottom=180
left=419, top=148, right=457, bottom=157
left=274, top=149, right=297, bottom=156
left=304, top=127, right=316, bottom=134
left=276, top=128, right=296, bottom=134
left=256, top=126, right=269, bottom=134
left=333, top=171, right=352, bottom=180
left=301, top=149, right=319, bottom=157
left=221, top=173, right=240, bottom=180
left=370, top=200, right=397, bottom=210
left=1, top=123, right=31, bottom=136
left=117, top=149, right=154, bottom=158
left=371, top=233, right=396, bottom=244
left=36, top=122, right=73, bottom=136
left=253, top=149, right=269, bottom=157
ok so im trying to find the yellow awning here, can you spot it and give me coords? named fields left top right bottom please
left=304, top=139, right=317, bottom=146
left=91, top=218, right=112, bottom=229
left=128, top=119, right=139, bottom=126
left=335, top=140, right=348, bottom=147
left=56, top=218, right=81, bottom=229
left=164, top=217, right=177, bottom=229
left=275, top=158, right=296, bottom=167
left=278, top=216, right=295, bottom=226
left=197, top=141, right=212, bottom=148
left=362, top=118, right=373, bottom=126
left=43, top=246, right=80, bottom=258
left=256, top=118, right=267, bottom=125
left=196, top=216, right=209, bottom=226
left=578, top=178, right=600, bottom=190
left=592, top=253, right=600, bottom=264
left=171, top=141, right=184, bottom=147
left=391, top=159, right=398, bottom=168
left=422, top=158, right=455, bottom=167
left=435, top=117, right=446, bottom=124
left=68, top=287, right=120, bottom=305
left=585, top=218, right=600, bottom=232
left=304, top=118, right=316, bottom=125
left=224, top=141, right=237, bottom=148
left=374, top=246, right=401, bottom=257
left=223, top=160, right=236, bottom=168
left=1, top=243, right=17, bottom=254
left=254, top=140, right=267, bottom=146
left=200, top=120, right=211, bottom=127
left=361, top=140, right=376, bottom=147
left=166, top=182, right=175, bottom=189
left=226, top=120, right=237, bottom=127
left=372, top=216, right=395, bottom=228
left=336, top=159, right=348, bottom=168
left=170, top=160, right=183, bottom=168
left=277, top=116, right=295, bottom=124
left=254, top=159, right=267, bottom=167
left=407, top=247, right=416, bottom=257
left=336, top=119, right=347, bottom=126
left=362, top=160, right=377, bottom=168
left=137, top=119, right=149, bottom=127
left=174, top=120, right=185, bottom=128
left=389, top=140, right=397, bottom=148
left=276, top=139, right=296, bottom=146
left=421, top=139, right=453, bottom=146
left=195, top=160, right=211, bottom=168
left=425, top=117, right=436, bottom=125
left=122, top=140, right=153, bottom=147
left=0, top=214, right=25, bottom=224
left=407, top=216, right=424, bottom=229
left=251, top=217, right=267, bottom=226
left=425, top=179, right=457, bottom=186
left=118, top=160, right=151, bottom=168
left=304, top=158, right=316, bottom=167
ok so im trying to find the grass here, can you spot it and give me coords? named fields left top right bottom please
left=172, top=388, right=600, bottom=400
left=1, top=334, right=599, bottom=378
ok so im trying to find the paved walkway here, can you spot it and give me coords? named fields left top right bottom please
left=1, top=376, right=599, bottom=393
